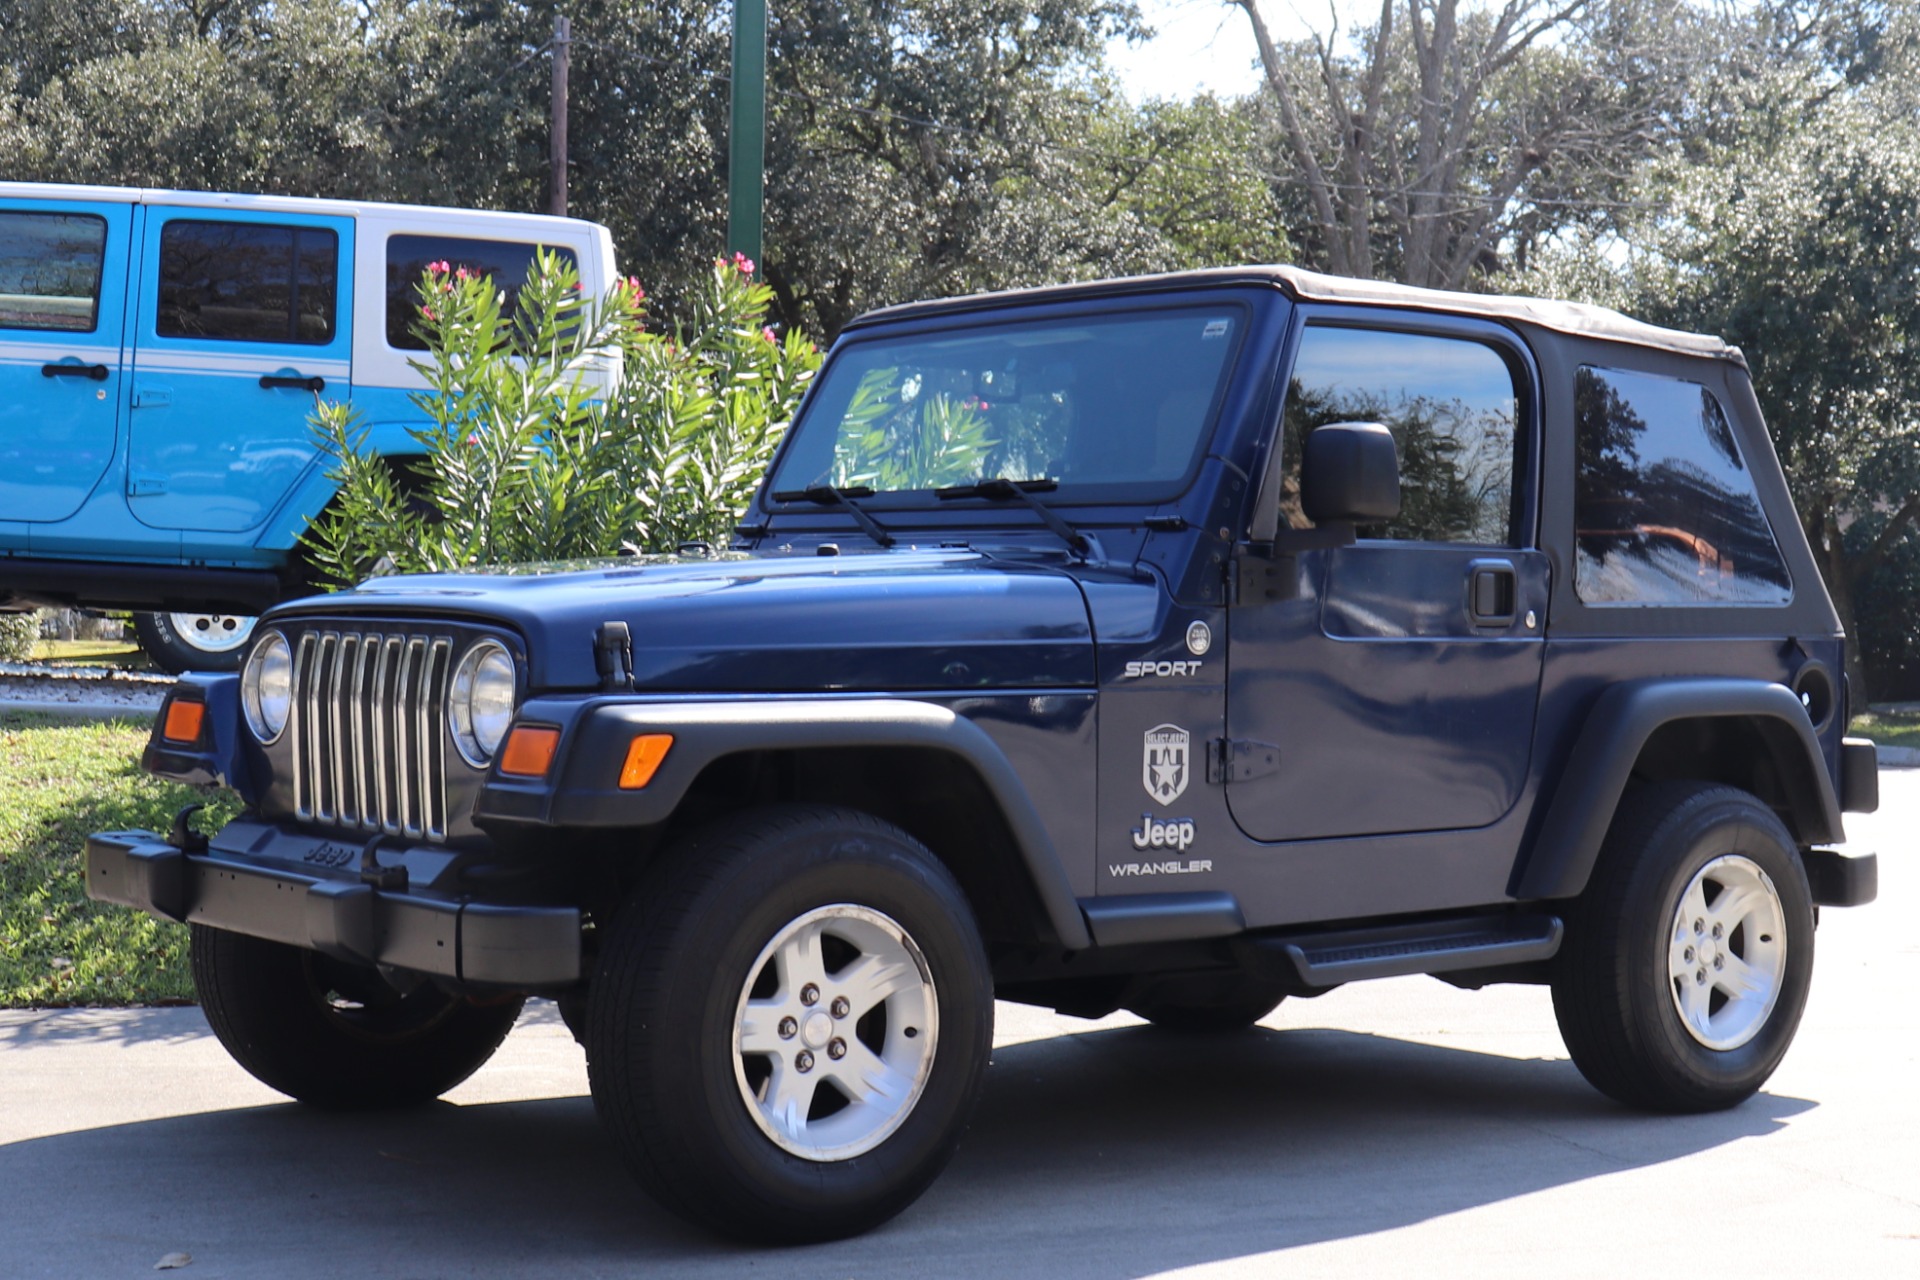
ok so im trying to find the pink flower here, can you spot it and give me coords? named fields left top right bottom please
left=762, top=326, right=777, bottom=342
left=426, top=260, right=450, bottom=274
left=420, top=305, right=437, bottom=320
left=454, top=266, right=473, bottom=281
left=623, top=275, right=646, bottom=301
left=732, top=252, right=756, bottom=276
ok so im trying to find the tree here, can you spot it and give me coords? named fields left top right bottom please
left=1533, top=22, right=1920, bottom=697
left=1230, top=0, right=1703, bottom=287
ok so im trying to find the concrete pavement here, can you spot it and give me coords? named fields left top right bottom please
left=3, top=775, right=1917, bottom=1278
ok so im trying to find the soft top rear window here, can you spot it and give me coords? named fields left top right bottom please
left=769, top=306, right=1247, bottom=502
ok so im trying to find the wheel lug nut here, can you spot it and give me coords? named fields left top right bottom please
left=1683, top=946, right=1695, bottom=962
left=1714, top=955, right=1725, bottom=970
left=1712, top=923, right=1724, bottom=939
left=1694, top=919, right=1705, bottom=934
left=778, top=1017, right=797, bottom=1040
left=830, top=997, right=850, bottom=1018
left=795, top=1050, right=814, bottom=1073
left=1697, top=969, right=1707, bottom=984
left=800, top=983, right=820, bottom=1006
left=828, top=1038, right=847, bottom=1060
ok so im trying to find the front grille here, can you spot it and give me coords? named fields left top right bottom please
left=291, top=630, right=453, bottom=841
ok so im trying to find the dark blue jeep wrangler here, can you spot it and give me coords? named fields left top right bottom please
left=87, top=266, right=1880, bottom=1242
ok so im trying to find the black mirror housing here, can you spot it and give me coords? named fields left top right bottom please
left=1302, top=422, right=1401, bottom=525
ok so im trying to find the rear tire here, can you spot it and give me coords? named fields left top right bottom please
left=133, top=611, right=256, bottom=674
left=1550, top=783, right=1814, bottom=1112
left=191, top=926, right=523, bottom=1108
left=586, top=805, right=993, bottom=1243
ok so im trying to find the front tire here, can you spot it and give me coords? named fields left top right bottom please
left=586, top=806, right=993, bottom=1243
left=191, top=927, right=524, bottom=1108
left=133, top=611, right=257, bottom=674
left=1551, top=783, right=1814, bottom=1112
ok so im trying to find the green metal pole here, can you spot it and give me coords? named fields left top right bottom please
left=727, top=0, right=766, bottom=268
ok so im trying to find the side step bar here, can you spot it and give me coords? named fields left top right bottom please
left=1238, top=913, right=1564, bottom=988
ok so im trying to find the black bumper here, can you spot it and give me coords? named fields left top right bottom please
left=1803, top=846, right=1878, bottom=908
left=86, top=829, right=581, bottom=986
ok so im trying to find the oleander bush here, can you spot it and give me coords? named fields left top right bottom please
left=303, top=251, right=820, bottom=586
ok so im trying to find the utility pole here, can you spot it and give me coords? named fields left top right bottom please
left=550, top=13, right=571, bottom=217
left=727, top=0, right=766, bottom=268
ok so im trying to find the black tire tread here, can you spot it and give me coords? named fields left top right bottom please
left=1552, top=781, right=1810, bottom=1112
left=586, top=804, right=992, bottom=1242
left=192, top=926, right=523, bottom=1108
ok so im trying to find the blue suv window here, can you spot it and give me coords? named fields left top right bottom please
left=385, top=235, right=578, bottom=350
left=1574, top=365, right=1792, bottom=605
left=0, top=211, right=106, bottom=332
left=157, top=220, right=338, bottom=345
left=1282, top=325, right=1522, bottom=544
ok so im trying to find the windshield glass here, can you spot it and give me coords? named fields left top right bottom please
left=769, top=306, right=1246, bottom=501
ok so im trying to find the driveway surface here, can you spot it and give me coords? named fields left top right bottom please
left=3, top=775, right=1916, bottom=1278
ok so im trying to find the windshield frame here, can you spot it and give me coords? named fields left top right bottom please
left=760, top=293, right=1255, bottom=516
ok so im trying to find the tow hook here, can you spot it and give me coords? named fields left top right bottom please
left=166, top=803, right=208, bottom=854
left=358, top=833, right=409, bottom=891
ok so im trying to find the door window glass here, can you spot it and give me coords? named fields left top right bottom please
left=385, top=235, right=577, bottom=350
left=157, top=220, right=338, bottom=344
left=0, top=212, right=106, bottom=332
left=1282, top=326, right=1522, bottom=544
left=1574, top=366, right=1792, bottom=604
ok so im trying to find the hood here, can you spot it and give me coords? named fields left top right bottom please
left=267, top=547, right=1098, bottom=693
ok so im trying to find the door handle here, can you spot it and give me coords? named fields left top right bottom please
left=1468, top=559, right=1518, bottom=626
left=259, top=374, right=325, bottom=393
left=42, top=362, right=110, bottom=381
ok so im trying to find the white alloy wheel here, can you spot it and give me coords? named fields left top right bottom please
left=733, top=903, right=939, bottom=1161
left=1667, top=854, right=1787, bottom=1051
left=167, top=613, right=257, bottom=656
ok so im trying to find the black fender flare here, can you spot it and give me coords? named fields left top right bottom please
left=1513, top=678, right=1844, bottom=901
left=478, top=696, right=1092, bottom=950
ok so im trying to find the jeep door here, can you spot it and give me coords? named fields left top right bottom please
left=127, top=207, right=353, bottom=534
left=0, top=196, right=133, bottom=532
left=1226, top=311, right=1547, bottom=842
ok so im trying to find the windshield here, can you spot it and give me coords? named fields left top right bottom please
left=768, top=306, right=1246, bottom=502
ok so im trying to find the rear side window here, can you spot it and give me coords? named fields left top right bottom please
left=157, top=220, right=338, bottom=344
left=0, top=211, right=106, bottom=332
left=1574, top=365, right=1791, bottom=605
left=1282, top=326, right=1523, bottom=544
left=385, top=235, right=578, bottom=350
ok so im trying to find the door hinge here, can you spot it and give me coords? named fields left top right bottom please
left=1227, top=545, right=1297, bottom=607
left=128, top=472, right=168, bottom=496
left=1208, top=738, right=1281, bottom=784
left=131, top=386, right=172, bottom=409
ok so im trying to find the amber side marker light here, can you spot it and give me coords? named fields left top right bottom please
left=161, top=699, right=206, bottom=745
left=499, top=726, right=561, bottom=778
left=619, top=734, right=674, bottom=790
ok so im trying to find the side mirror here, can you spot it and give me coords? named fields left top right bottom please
left=1302, top=422, right=1401, bottom=525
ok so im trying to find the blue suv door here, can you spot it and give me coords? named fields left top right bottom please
left=0, top=197, right=133, bottom=530
left=1226, top=312, right=1548, bottom=842
left=127, top=207, right=353, bottom=534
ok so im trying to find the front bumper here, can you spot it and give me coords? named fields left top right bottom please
left=86, top=822, right=580, bottom=986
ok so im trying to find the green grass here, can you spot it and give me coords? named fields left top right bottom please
left=1850, top=710, right=1920, bottom=750
left=0, top=711, right=239, bottom=1006
left=29, top=638, right=152, bottom=670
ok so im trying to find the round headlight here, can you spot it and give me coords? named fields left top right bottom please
left=241, top=630, right=293, bottom=743
left=450, top=640, right=517, bottom=766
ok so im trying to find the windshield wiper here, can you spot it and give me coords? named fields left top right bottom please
left=937, top=477, right=1091, bottom=556
left=769, top=483, right=896, bottom=547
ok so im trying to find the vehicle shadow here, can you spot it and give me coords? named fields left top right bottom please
left=0, top=1020, right=1809, bottom=1278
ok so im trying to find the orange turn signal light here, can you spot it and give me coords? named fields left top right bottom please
left=161, top=699, right=206, bottom=745
left=619, top=734, right=674, bottom=790
left=499, top=726, right=560, bottom=778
